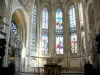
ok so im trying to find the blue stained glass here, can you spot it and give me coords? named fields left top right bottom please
left=11, top=21, right=17, bottom=33
left=56, top=8, right=63, bottom=54
left=42, top=7, right=48, bottom=54
left=31, top=5, right=37, bottom=54
left=56, top=9, right=63, bottom=30
left=69, top=6, right=76, bottom=30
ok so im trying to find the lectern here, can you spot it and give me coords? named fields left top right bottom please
left=44, top=63, right=61, bottom=75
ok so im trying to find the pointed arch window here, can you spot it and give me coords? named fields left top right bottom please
left=69, top=5, right=77, bottom=53
left=56, top=8, right=63, bottom=54
left=41, top=7, right=48, bottom=54
left=31, top=5, right=37, bottom=53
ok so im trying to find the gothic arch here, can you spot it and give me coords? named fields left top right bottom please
left=85, top=0, right=93, bottom=34
left=41, top=1, right=51, bottom=17
left=52, top=2, right=64, bottom=29
left=83, top=0, right=94, bottom=48
left=85, top=0, right=96, bottom=64
left=41, top=1, right=51, bottom=9
left=65, top=0, right=75, bottom=10
left=52, top=1, right=63, bottom=13
left=11, top=9, right=27, bottom=48
left=65, top=1, right=76, bottom=54
left=65, top=0, right=76, bottom=26
left=41, top=1, right=52, bottom=28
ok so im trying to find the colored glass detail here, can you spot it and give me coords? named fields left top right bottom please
left=69, top=5, right=77, bottom=53
left=41, top=7, right=48, bottom=54
left=11, top=21, right=17, bottom=33
left=56, top=8, right=63, bottom=54
left=31, top=5, right=37, bottom=54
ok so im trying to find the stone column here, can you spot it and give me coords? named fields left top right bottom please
left=75, top=0, right=82, bottom=71
left=48, top=6, right=53, bottom=56
left=36, top=0, right=41, bottom=67
left=26, top=11, right=33, bottom=71
left=27, top=0, right=36, bottom=70
left=82, top=1, right=89, bottom=59
left=3, top=0, right=13, bottom=67
left=51, top=4, right=56, bottom=56
left=75, top=0, right=81, bottom=56
left=64, top=6, right=70, bottom=67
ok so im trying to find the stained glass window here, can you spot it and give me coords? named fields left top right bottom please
left=31, top=5, right=37, bottom=54
left=56, top=8, right=63, bottom=54
left=69, top=5, right=77, bottom=53
left=41, top=7, right=48, bottom=54
left=11, top=21, right=17, bottom=34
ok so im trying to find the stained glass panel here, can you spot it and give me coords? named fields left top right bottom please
left=56, top=8, right=63, bottom=54
left=56, top=35, right=63, bottom=54
left=69, top=5, right=77, bottom=53
left=71, top=33, right=77, bottom=53
left=42, top=7, right=48, bottom=54
left=31, top=5, right=37, bottom=54
left=79, top=2, right=84, bottom=27
left=11, top=21, right=17, bottom=34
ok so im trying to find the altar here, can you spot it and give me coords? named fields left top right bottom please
left=44, top=63, right=62, bottom=75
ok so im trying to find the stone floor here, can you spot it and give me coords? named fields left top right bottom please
left=21, top=72, right=84, bottom=75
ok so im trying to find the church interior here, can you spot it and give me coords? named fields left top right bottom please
left=0, top=0, right=100, bottom=75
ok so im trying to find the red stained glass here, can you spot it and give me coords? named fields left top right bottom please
left=56, top=8, right=63, bottom=54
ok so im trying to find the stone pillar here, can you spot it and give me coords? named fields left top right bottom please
left=82, top=1, right=89, bottom=59
left=75, top=0, right=81, bottom=56
left=3, top=0, right=13, bottom=67
left=64, top=6, right=70, bottom=67
left=36, top=0, right=41, bottom=67
left=27, top=10, right=33, bottom=71
left=48, top=6, right=53, bottom=56
left=50, top=4, right=56, bottom=56
left=74, top=1, right=82, bottom=71
left=27, top=0, right=36, bottom=70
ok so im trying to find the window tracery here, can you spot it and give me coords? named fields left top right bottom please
left=41, top=7, right=48, bottom=54
left=69, top=5, right=77, bottom=53
left=31, top=5, right=37, bottom=54
left=56, top=8, right=63, bottom=54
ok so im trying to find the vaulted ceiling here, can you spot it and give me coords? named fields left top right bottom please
left=17, top=0, right=88, bottom=13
